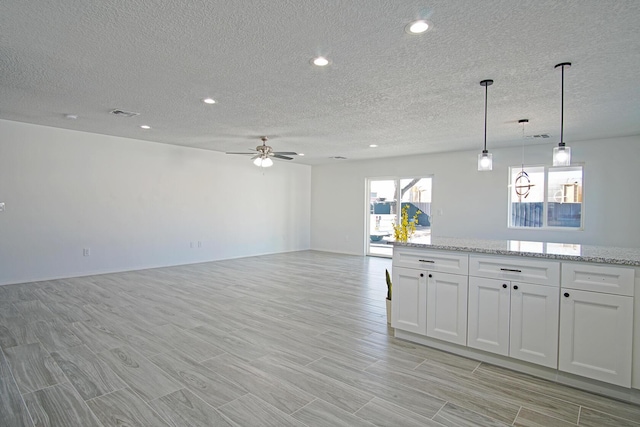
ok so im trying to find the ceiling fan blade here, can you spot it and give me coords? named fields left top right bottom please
left=273, top=151, right=298, bottom=156
left=250, top=154, right=261, bottom=160
left=272, top=154, right=293, bottom=160
left=226, top=152, right=255, bottom=155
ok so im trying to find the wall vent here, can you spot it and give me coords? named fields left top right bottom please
left=330, top=156, right=348, bottom=160
left=525, top=134, right=551, bottom=139
left=110, top=109, right=140, bottom=118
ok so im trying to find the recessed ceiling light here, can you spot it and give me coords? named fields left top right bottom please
left=369, top=144, right=378, bottom=148
left=140, top=125, right=151, bottom=130
left=65, top=114, right=78, bottom=120
left=203, top=98, right=216, bottom=104
left=406, top=20, right=431, bottom=34
left=298, top=153, right=305, bottom=156
left=312, top=56, right=330, bottom=67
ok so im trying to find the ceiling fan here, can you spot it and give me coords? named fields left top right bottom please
left=226, top=136, right=298, bottom=168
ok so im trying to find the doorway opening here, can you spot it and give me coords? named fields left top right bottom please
left=367, top=177, right=432, bottom=257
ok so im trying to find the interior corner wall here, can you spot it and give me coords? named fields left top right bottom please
left=310, top=135, right=640, bottom=255
left=0, top=120, right=311, bottom=285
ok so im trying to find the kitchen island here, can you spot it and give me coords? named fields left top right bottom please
left=391, top=238, right=640, bottom=403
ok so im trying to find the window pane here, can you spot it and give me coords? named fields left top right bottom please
left=369, top=180, right=396, bottom=256
left=547, top=166, right=583, bottom=228
left=509, top=166, right=545, bottom=227
left=399, top=178, right=432, bottom=243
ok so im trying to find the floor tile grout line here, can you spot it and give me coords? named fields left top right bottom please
left=577, top=405, right=582, bottom=425
left=430, top=400, right=449, bottom=422
left=512, top=406, right=523, bottom=426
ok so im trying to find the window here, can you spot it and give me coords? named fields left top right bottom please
left=508, top=165, right=583, bottom=229
left=367, top=177, right=432, bottom=256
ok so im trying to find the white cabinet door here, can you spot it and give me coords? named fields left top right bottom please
left=509, top=282, right=559, bottom=368
left=391, top=267, right=427, bottom=335
left=559, top=289, right=633, bottom=387
left=427, top=272, right=468, bottom=345
left=468, top=277, right=510, bottom=355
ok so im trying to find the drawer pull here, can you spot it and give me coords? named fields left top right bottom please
left=564, top=292, right=570, bottom=298
left=500, top=268, right=522, bottom=273
left=420, top=273, right=424, bottom=277
left=418, top=259, right=435, bottom=263
left=513, top=285, right=519, bottom=290
left=428, top=274, right=433, bottom=278
left=502, top=284, right=508, bottom=289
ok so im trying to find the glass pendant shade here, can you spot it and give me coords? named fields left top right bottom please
left=253, top=156, right=273, bottom=167
left=552, top=144, right=571, bottom=166
left=478, top=150, right=493, bottom=171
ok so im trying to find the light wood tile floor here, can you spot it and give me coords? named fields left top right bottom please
left=1, top=250, right=639, bottom=426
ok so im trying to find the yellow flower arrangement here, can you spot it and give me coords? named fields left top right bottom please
left=393, top=204, right=421, bottom=242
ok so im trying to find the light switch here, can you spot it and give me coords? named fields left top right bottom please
left=0, top=202, right=5, bottom=212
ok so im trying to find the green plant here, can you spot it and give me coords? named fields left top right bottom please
left=385, top=269, right=392, bottom=300
left=392, top=204, right=421, bottom=242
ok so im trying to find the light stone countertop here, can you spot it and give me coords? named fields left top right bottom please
left=393, top=237, right=640, bottom=266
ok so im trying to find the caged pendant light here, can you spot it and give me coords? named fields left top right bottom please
left=478, top=79, right=494, bottom=171
left=552, top=62, right=572, bottom=166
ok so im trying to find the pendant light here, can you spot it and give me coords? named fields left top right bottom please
left=552, top=62, right=572, bottom=166
left=478, top=79, right=494, bottom=171
left=514, top=119, right=535, bottom=201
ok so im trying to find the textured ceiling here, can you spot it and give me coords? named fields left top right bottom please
left=1, top=0, right=639, bottom=165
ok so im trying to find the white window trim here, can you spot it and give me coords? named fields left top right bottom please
left=507, top=164, right=584, bottom=231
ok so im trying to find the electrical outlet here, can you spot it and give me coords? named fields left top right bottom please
left=0, top=202, right=5, bottom=212
left=83, top=248, right=90, bottom=257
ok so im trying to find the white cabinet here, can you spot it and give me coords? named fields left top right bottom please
left=559, top=262, right=634, bottom=387
left=467, top=277, right=559, bottom=368
left=468, top=255, right=560, bottom=369
left=509, top=281, right=559, bottom=368
left=391, top=266, right=427, bottom=335
left=393, top=246, right=637, bottom=395
left=427, top=271, right=468, bottom=345
left=392, top=249, right=468, bottom=345
left=467, top=277, right=511, bottom=355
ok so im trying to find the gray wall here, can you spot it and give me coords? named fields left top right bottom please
left=311, top=135, right=640, bottom=254
left=0, top=120, right=311, bottom=285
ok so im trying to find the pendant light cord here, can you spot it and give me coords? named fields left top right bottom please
left=560, top=64, right=564, bottom=147
left=484, top=82, right=488, bottom=152
left=521, top=122, right=525, bottom=168
left=519, top=119, right=528, bottom=171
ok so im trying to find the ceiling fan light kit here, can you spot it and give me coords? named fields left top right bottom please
left=253, top=156, right=273, bottom=168
left=226, top=136, right=299, bottom=168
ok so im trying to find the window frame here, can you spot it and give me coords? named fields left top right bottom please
left=507, top=164, right=584, bottom=231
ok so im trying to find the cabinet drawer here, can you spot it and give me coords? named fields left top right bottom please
left=469, top=255, right=560, bottom=286
left=561, top=263, right=634, bottom=296
left=393, top=249, right=468, bottom=274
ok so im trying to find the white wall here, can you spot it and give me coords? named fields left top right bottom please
left=0, top=120, right=311, bottom=285
left=311, top=135, right=640, bottom=254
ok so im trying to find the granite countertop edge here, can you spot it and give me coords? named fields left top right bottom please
left=393, top=242, right=640, bottom=267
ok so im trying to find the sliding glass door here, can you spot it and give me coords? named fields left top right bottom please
left=367, top=177, right=432, bottom=257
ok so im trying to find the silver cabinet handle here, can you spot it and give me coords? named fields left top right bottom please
left=500, top=268, right=522, bottom=273
left=418, top=259, right=435, bottom=263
